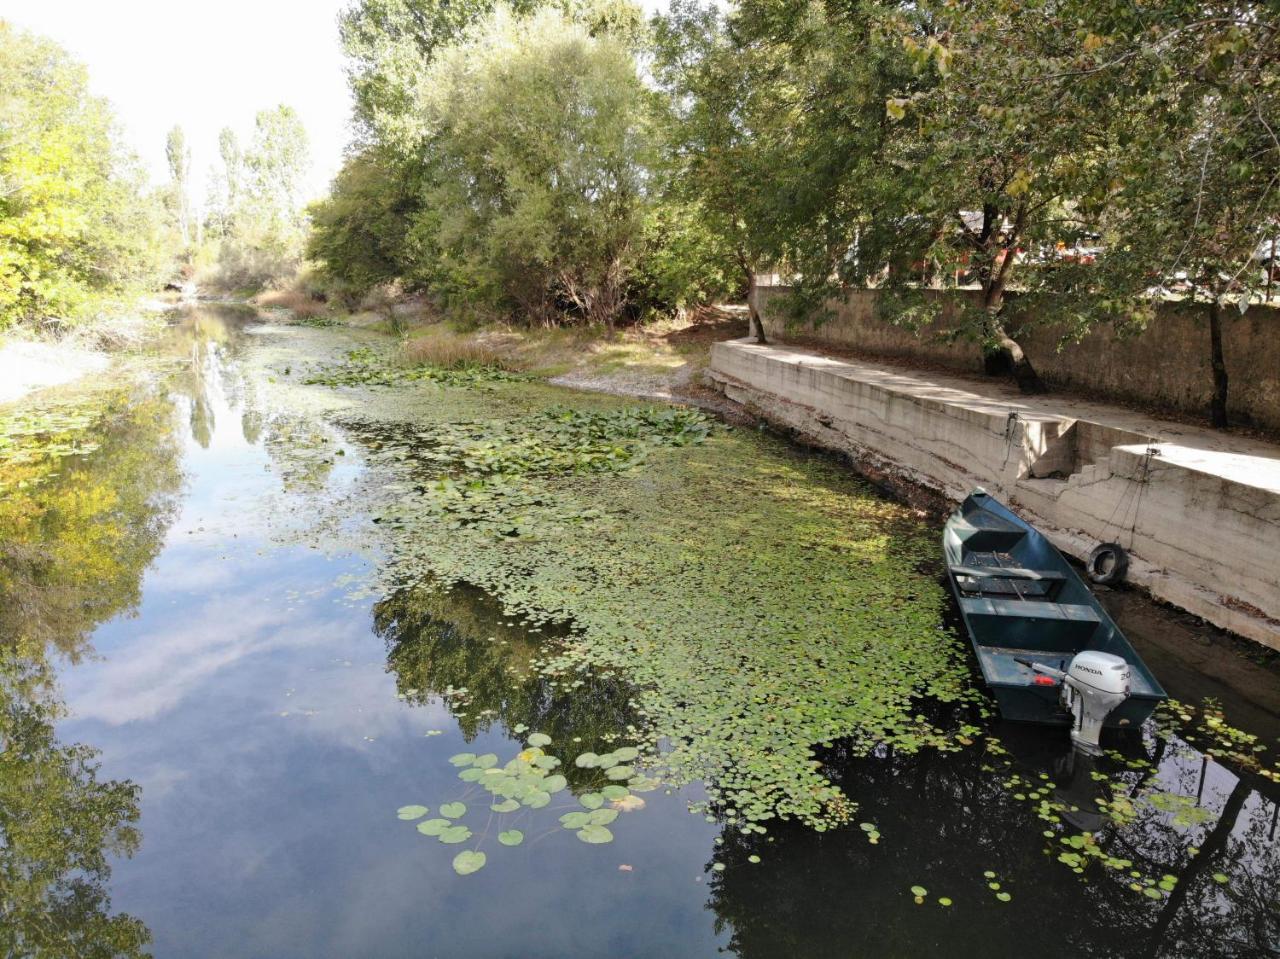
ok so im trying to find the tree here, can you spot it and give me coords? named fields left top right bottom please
left=165, top=125, right=192, bottom=248
left=0, top=24, right=165, bottom=330
left=408, top=5, right=654, bottom=324
left=1064, top=0, right=1280, bottom=428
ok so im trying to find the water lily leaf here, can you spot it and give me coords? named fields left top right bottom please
left=439, top=825, right=472, bottom=844
left=910, top=886, right=927, bottom=897
left=595, top=753, right=619, bottom=770
left=560, top=811, right=591, bottom=829
left=523, top=789, right=551, bottom=809
left=416, top=818, right=450, bottom=836
left=577, top=824, right=614, bottom=844
left=588, top=808, right=618, bottom=826
left=605, top=765, right=634, bottom=781
left=613, top=795, right=645, bottom=812
left=574, top=752, right=599, bottom=768
left=601, top=785, right=629, bottom=801
left=527, top=733, right=552, bottom=747
left=498, top=829, right=524, bottom=846
left=612, top=746, right=639, bottom=762
left=533, top=755, right=560, bottom=770
left=474, top=753, right=499, bottom=769
left=453, top=850, right=486, bottom=875
left=397, top=805, right=429, bottom=820
left=996, top=892, right=1012, bottom=902
left=491, top=799, right=520, bottom=813
left=748, top=855, right=761, bottom=864
left=449, top=753, right=476, bottom=767
left=440, top=802, right=467, bottom=819
left=543, top=774, right=568, bottom=794
left=938, top=898, right=952, bottom=907
left=581, top=793, right=604, bottom=810
left=458, top=768, right=485, bottom=782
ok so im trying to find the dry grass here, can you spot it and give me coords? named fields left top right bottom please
left=255, top=288, right=328, bottom=319
left=402, top=324, right=523, bottom=370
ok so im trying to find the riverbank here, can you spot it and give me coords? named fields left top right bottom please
left=709, top=337, right=1280, bottom=653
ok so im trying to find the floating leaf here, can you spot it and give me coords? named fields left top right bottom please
left=574, top=752, right=599, bottom=769
left=612, top=746, right=639, bottom=762
left=416, top=818, right=450, bottom=836
left=543, top=774, right=568, bottom=794
left=498, top=830, right=524, bottom=847
left=523, top=789, right=551, bottom=809
left=911, top=886, right=927, bottom=897
left=560, top=811, right=591, bottom=829
left=748, top=855, right=761, bottom=864
left=996, top=892, right=1012, bottom=902
left=588, top=808, right=619, bottom=826
left=605, top=766, right=634, bottom=781
left=938, top=897, right=952, bottom=907
left=397, top=805, right=429, bottom=821
left=452, top=850, right=486, bottom=875
left=581, top=793, right=605, bottom=810
left=527, top=733, right=552, bottom=747
left=601, top=785, right=629, bottom=801
left=577, top=824, right=614, bottom=844
left=439, top=825, right=472, bottom=844
left=491, top=799, right=520, bottom=813
left=474, top=753, right=498, bottom=769
left=440, top=802, right=466, bottom=819
left=449, top=753, right=476, bottom=767
left=1212, top=873, right=1229, bottom=884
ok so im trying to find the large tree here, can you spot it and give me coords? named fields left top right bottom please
left=0, top=24, right=164, bottom=330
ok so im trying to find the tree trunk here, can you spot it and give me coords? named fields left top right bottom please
left=982, top=261, right=1046, bottom=394
left=1208, top=299, right=1229, bottom=429
left=743, top=262, right=767, bottom=344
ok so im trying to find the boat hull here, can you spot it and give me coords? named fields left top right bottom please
left=944, top=490, right=1167, bottom=729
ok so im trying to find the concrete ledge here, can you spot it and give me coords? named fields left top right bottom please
left=709, top=339, right=1280, bottom=651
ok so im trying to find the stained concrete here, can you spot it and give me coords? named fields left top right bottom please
left=709, top=338, right=1280, bottom=651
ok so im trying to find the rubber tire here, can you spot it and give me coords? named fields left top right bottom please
left=1087, top=543, right=1128, bottom=585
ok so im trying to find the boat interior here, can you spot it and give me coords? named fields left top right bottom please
left=945, top=496, right=1163, bottom=698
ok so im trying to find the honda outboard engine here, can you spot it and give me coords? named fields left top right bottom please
left=1061, top=651, right=1131, bottom=754
left=1018, top=651, right=1132, bottom=754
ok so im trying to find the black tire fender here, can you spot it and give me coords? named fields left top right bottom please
left=1087, top=542, right=1128, bottom=585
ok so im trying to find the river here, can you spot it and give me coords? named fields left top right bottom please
left=1, top=304, right=1276, bottom=958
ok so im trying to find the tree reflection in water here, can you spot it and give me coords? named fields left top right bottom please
left=704, top=723, right=1279, bottom=959
left=373, top=583, right=640, bottom=791
left=0, top=378, right=186, bottom=957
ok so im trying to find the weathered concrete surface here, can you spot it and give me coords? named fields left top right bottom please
left=753, top=285, right=1280, bottom=434
left=709, top=338, right=1280, bottom=650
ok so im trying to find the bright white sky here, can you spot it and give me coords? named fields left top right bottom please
left=4, top=0, right=353, bottom=203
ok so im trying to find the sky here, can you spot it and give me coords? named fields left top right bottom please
left=4, top=0, right=353, bottom=203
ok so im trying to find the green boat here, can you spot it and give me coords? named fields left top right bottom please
left=944, top=489, right=1166, bottom=752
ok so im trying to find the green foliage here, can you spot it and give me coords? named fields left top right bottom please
left=0, top=23, right=166, bottom=330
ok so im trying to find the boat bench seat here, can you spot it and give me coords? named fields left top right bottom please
left=961, top=597, right=1100, bottom=623
left=950, top=565, right=1066, bottom=583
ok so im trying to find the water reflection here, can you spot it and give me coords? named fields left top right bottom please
left=374, top=583, right=641, bottom=790
left=705, top=722, right=1279, bottom=958
left=0, top=372, right=186, bottom=955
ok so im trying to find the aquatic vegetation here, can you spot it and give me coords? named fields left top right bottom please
left=304, top=347, right=522, bottom=388
left=399, top=738, right=656, bottom=874
left=347, top=374, right=974, bottom=829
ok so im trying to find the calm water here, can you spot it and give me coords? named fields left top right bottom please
left=4, top=306, right=1277, bottom=958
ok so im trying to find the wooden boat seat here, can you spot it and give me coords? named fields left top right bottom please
left=960, top=596, right=1101, bottom=650
left=949, top=515, right=1026, bottom=552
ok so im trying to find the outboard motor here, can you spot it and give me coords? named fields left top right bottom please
left=1017, top=652, right=1131, bottom=754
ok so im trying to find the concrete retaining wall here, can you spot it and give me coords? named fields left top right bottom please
left=709, top=339, right=1280, bottom=650
left=753, top=286, right=1280, bottom=434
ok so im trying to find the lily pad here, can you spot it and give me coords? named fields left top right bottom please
left=449, top=753, right=476, bottom=767
left=601, top=785, right=630, bottom=801
left=491, top=799, right=520, bottom=813
left=440, top=802, right=467, bottom=819
left=397, top=805, right=429, bottom=820
left=560, top=811, right=591, bottom=829
left=453, top=850, right=486, bottom=875
left=527, top=733, right=552, bottom=747
left=474, top=753, right=499, bottom=769
left=574, top=752, right=599, bottom=768
left=581, top=793, right=605, bottom=809
left=612, top=746, right=639, bottom=762
left=910, top=886, right=927, bottom=897
left=577, top=824, right=614, bottom=844
left=416, top=818, right=450, bottom=836
left=588, top=808, right=619, bottom=826
left=498, top=829, right=524, bottom=846
left=439, top=825, right=472, bottom=844
left=523, top=789, right=552, bottom=809
left=543, top=774, right=568, bottom=794
left=605, top=765, right=634, bottom=781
